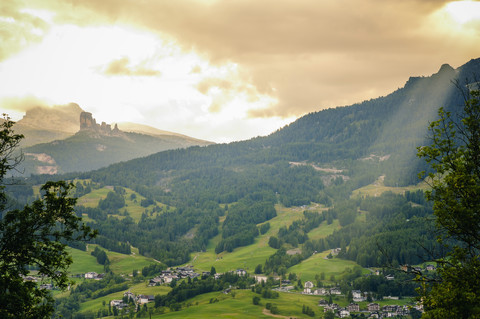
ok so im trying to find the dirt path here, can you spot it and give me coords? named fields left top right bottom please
left=262, top=308, right=297, bottom=318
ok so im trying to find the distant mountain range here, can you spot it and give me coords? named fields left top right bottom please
left=13, top=105, right=213, bottom=175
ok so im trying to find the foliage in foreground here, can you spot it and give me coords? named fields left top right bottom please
left=417, top=89, right=480, bottom=318
left=0, top=116, right=96, bottom=319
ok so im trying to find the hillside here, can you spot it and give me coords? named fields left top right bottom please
left=20, top=58, right=473, bottom=268
left=7, top=58, right=480, bottom=318
left=15, top=110, right=213, bottom=175
left=14, top=103, right=83, bottom=147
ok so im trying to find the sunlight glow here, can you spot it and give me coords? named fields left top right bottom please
left=444, top=1, right=480, bottom=25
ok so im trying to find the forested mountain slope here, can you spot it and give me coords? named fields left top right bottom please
left=12, top=58, right=480, bottom=269
left=78, top=58, right=480, bottom=187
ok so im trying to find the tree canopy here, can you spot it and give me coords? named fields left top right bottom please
left=417, top=89, right=480, bottom=318
left=0, top=116, right=96, bottom=319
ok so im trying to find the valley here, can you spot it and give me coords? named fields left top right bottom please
left=3, top=58, right=480, bottom=318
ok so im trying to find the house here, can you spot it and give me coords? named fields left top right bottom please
left=137, top=294, right=154, bottom=304
left=313, top=288, right=328, bottom=295
left=382, top=305, right=398, bottom=312
left=367, top=303, right=380, bottom=312
left=22, top=275, right=38, bottom=282
left=254, top=275, right=268, bottom=283
left=84, top=272, right=98, bottom=279
left=385, top=274, right=395, bottom=280
left=330, top=287, right=342, bottom=295
left=304, top=281, right=314, bottom=288
left=235, top=269, right=247, bottom=276
left=426, top=264, right=436, bottom=271
left=339, top=309, right=350, bottom=318
left=324, top=304, right=340, bottom=312
left=110, top=300, right=128, bottom=310
left=318, top=299, right=328, bottom=306
left=149, top=277, right=163, bottom=286
left=124, top=291, right=135, bottom=302
left=352, top=290, right=363, bottom=301
left=304, top=287, right=312, bottom=294
left=163, top=274, right=178, bottom=283
left=347, top=303, right=360, bottom=312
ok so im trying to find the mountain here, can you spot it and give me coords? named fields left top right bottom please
left=14, top=103, right=83, bottom=147
left=41, top=57, right=475, bottom=266
left=10, top=58, right=480, bottom=274
left=86, top=58, right=480, bottom=187
left=16, top=109, right=213, bottom=175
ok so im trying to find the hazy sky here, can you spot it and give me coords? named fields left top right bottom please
left=1, top=0, right=479, bottom=142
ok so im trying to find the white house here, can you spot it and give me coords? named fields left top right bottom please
left=84, top=272, right=98, bottom=279
left=314, top=288, right=328, bottom=295
left=254, top=275, right=268, bottom=283
left=235, top=269, right=247, bottom=276
left=330, top=287, right=342, bottom=295
left=339, top=309, right=350, bottom=318
left=304, top=281, right=314, bottom=288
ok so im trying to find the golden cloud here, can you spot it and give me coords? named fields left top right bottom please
left=9, top=0, right=480, bottom=119
left=0, top=1, right=50, bottom=61
left=0, top=96, right=49, bottom=113
left=103, top=57, right=161, bottom=77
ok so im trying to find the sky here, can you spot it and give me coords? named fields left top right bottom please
left=1, top=0, right=480, bottom=143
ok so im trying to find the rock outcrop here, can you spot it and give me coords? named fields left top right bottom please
left=79, top=112, right=121, bottom=135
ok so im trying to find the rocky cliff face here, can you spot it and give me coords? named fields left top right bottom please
left=79, top=112, right=121, bottom=136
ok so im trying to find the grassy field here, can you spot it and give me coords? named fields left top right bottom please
left=79, top=282, right=171, bottom=313
left=85, top=244, right=158, bottom=275
left=188, top=204, right=312, bottom=273
left=77, top=187, right=111, bottom=208
left=288, top=250, right=369, bottom=283
left=67, top=245, right=158, bottom=277
left=76, top=185, right=172, bottom=223
left=351, top=175, right=428, bottom=199
left=189, top=203, right=348, bottom=276
left=149, top=289, right=322, bottom=319
left=307, top=219, right=341, bottom=240
left=67, top=247, right=105, bottom=275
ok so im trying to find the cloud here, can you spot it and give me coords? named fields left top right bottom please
left=0, top=96, right=49, bottom=113
left=46, top=0, right=478, bottom=119
left=0, top=1, right=51, bottom=61
left=103, top=57, right=161, bottom=76
left=5, top=0, right=480, bottom=126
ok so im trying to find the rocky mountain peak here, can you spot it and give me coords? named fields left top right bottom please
left=79, top=111, right=122, bottom=136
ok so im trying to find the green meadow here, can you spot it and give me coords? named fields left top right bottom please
left=351, top=176, right=428, bottom=199
left=85, top=244, right=158, bottom=275
left=188, top=204, right=312, bottom=273
left=149, top=289, right=322, bottom=319
left=79, top=283, right=171, bottom=313
left=76, top=185, right=171, bottom=223
left=67, top=246, right=105, bottom=275
left=288, top=250, right=369, bottom=283
left=307, top=219, right=341, bottom=240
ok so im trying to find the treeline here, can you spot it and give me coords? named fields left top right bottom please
left=154, top=272, right=255, bottom=311
left=268, top=210, right=325, bottom=249
left=263, top=191, right=438, bottom=273
left=80, top=200, right=221, bottom=266
left=216, top=192, right=276, bottom=253
left=352, top=270, right=419, bottom=298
